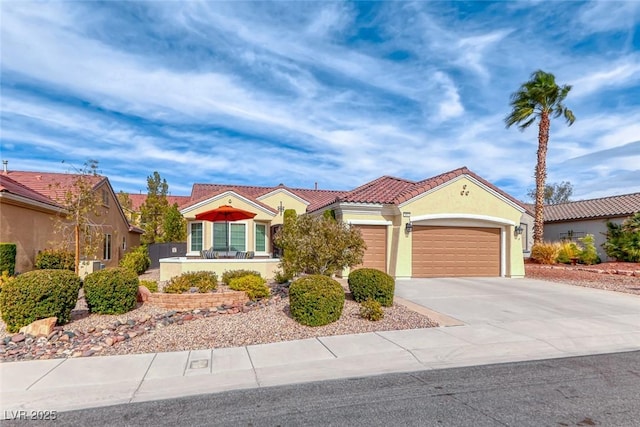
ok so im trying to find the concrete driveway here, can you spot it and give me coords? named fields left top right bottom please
left=395, top=277, right=640, bottom=353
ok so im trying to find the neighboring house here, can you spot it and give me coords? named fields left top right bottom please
left=179, top=166, right=529, bottom=279
left=0, top=168, right=143, bottom=273
left=542, top=192, right=640, bottom=261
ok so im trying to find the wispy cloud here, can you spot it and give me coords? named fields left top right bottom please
left=1, top=0, right=639, bottom=202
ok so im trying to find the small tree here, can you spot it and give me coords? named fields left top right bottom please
left=140, top=172, right=169, bottom=244
left=274, top=215, right=365, bottom=276
left=603, top=213, right=640, bottom=262
left=161, top=203, right=187, bottom=242
left=526, top=181, right=573, bottom=204
left=50, top=160, right=104, bottom=274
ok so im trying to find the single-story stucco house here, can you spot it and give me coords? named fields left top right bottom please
left=177, top=166, right=530, bottom=279
left=542, top=192, right=640, bottom=261
left=0, top=168, right=143, bottom=274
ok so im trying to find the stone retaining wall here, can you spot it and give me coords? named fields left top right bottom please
left=536, top=265, right=640, bottom=277
left=148, top=291, right=249, bottom=311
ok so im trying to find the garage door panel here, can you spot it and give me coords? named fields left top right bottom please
left=355, top=225, right=387, bottom=273
left=412, top=226, right=500, bottom=277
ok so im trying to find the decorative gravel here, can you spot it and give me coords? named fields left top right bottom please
left=0, top=274, right=437, bottom=360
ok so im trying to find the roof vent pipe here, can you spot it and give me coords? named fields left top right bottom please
left=314, top=182, right=318, bottom=190
left=2, top=160, right=7, bottom=173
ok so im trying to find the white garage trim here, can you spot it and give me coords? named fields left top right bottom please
left=345, top=219, right=393, bottom=226
left=410, top=213, right=515, bottom=226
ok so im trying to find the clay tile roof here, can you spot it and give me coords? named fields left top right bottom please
left=186, top=183, right=346, bottom=214
left=0, top=174, right=62, bottom=208
left=338, top=176, right=417, bottom=204
left=3, top=171, right=105, bottom=202
left=126, top=194, right=191, bottom=211
left=543, top=192, right=640, bottom=222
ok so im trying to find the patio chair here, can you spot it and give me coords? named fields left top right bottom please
left=235, top=251, right=246, bottom=259
left=246, top=251, right=255, bottom=259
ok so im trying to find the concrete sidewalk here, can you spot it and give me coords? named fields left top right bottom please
left=3, top=316, right=640, bottom=414
left=4, top=277, right=640, bottom=415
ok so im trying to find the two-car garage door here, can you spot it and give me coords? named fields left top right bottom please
left=412, top=226, right=501, bottom=277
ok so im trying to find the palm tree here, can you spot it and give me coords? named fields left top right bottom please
left=505, top=70, right=575, bottom=244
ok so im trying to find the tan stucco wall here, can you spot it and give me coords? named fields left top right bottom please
left=258, top=192, right=308, bottom=225
left=0, top=202, right=60, bottom=273
left=544, top=217, right=626, bottom=262
left=0, top=182, right=137, bottom=273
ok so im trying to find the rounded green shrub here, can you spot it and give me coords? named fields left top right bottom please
left=0, top=243, right=17, bottom=276
left=229, top=275, right=270, bottom=300
left=360, top=298, right=384, bottom=321
left=164, top=271, right=218, bottom=294
left=348, top=268, right=395, bottom=307
left=289, top=275, right=345, bottom=327
left=35, top=249, right=75, bottom=271
left=0, top=269, right=82, bottom=333
left=84, top=268, right=139, bottom=315
left=221, top=269, right=261, bottom=285
left=139, top=280, right=158, bottom=293
left=119, top=246, right=150, bottom=275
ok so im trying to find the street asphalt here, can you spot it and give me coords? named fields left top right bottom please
left=2, top=277, right=640, bottom=416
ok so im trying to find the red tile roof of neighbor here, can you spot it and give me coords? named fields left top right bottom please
left=0, top=174, right=62, bottom=208
left=127, top=193, right=191, bottom=211
left=543, top=192, right=640, bottom=222
left=2, top=171, right=105, bottom=202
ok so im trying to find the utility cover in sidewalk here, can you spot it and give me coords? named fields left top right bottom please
left=190, top=359, right=208, bottom=369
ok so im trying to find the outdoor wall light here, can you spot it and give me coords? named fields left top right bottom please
left=514, top=225, right=523, bottom=236
left=405, top=222, right=413, bottom=233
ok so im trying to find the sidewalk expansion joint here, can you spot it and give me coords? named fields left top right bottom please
left=374, top=332, right=426, bottom=367
left=315, top=337, right=338, bottom=359
left=130, top=353, right=157, bottom=403
left=244, top=346, right=261, bottom=387
left=26, top=358, right=67, bottom=391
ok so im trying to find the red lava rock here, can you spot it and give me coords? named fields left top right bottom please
left=104, top=337, right=114, bottom=346
left=182, top=314, right=193, bottom=321
left=11, top=334, right=26, bottom=343
left=82, top=350, right=95, bottom=357
left=58, top=334, right=70, bottom=342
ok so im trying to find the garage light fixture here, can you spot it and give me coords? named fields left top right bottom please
left=514, top=225, right=523, bottom=236
left=405, top=222, right=413, bottom=233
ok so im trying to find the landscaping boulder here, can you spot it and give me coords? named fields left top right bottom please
left=137, top=285, right=152, bottom=303
left=19, top=317, right=57, bottom=337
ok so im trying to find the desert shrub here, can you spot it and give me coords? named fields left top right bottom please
left=221, top=269, right=261, bottom=286
left=0, top=269, right=81, bottom=333
left=530, top=242, right=561, bottom=264
left=603, top=214, right=640, bottom=262
left=84, top=268, right=139, bottom=315
left=35, top=249, right=75, bottom=271
left=229, top=275, right=270, bottom=300
left=578, top=234, right=600, bottom=265
left=273, top=270, right=292, bottom=284
left=557, top=241, right=582, bottom=264
left=289, top=275, right=345, bottom=327
left=164, top=271, right=218, bottom=294
left=359, top=299, right=384, bottom=321
left=348, top=268, right=395, bottom=307
left=139, top=280, right=158, bottom=293
left=0, top=243, right=17, bottom=276
left=0, top=270, right=15, bottom=293
left=119, top=246, right=150, bottom=275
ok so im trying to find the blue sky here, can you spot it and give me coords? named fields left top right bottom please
left=1, top=1, right=639, bottom=201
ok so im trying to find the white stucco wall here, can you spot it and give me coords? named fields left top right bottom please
left=543, top=217, right=626, bottom=261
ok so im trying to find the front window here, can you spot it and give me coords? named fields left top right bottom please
left=103, top=234, right=112, bottom=260
left=190, top=222, right=203, bottom=252
left=255, top=223, right=266, bottom=252
left=213, top=222, right=246, bottom=252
